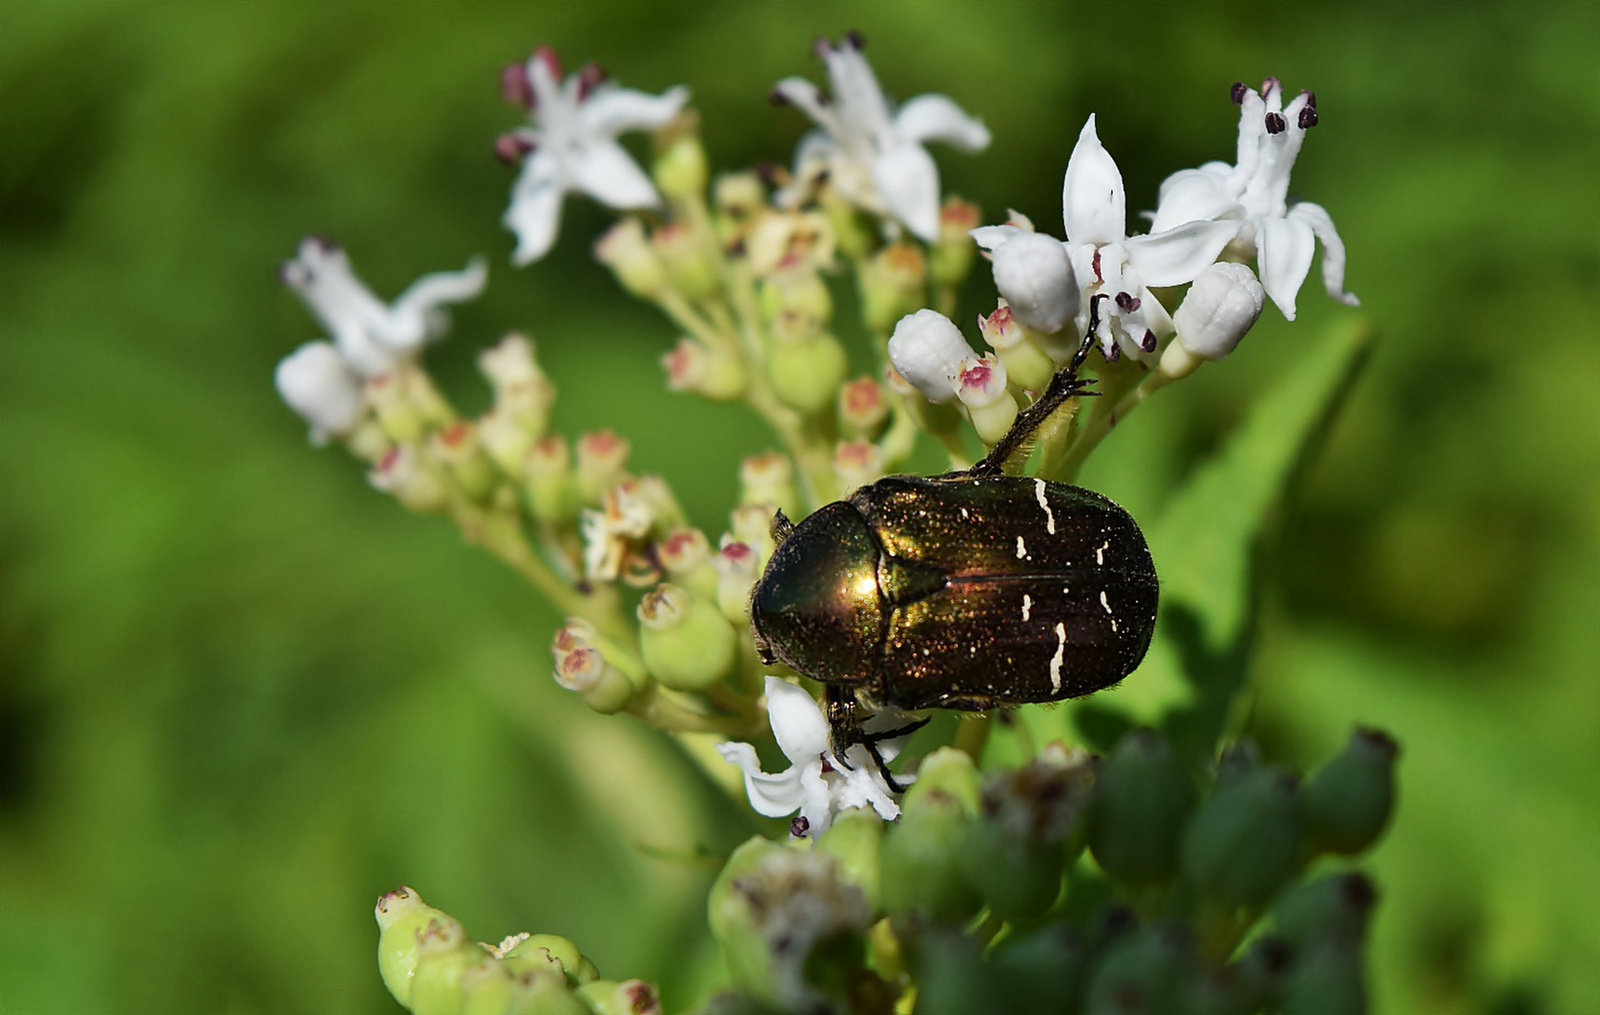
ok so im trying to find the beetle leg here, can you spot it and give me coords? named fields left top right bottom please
left=970, top=309, right=1103, bottom=477
left=770, top=509, right=795, bottom=544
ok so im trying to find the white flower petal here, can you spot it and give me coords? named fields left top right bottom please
left=1123, top=219, right=1242, bottom=288
left=893, top=93, right=991, bottom=151
left=578, top=84, right=689, bottom=135
left=382, top=257, right=489, bottom=351
left=1062, top=115, right=1127, bottom=246
left=275, top=341, right=367, bottom=440
left=1150, top=168, right=1243, bottom=234
left=716, top=741, right=808, bottom=818
left=764, top=676, right=832, bottom=763
left=990, top=231, right=1078, bottom=333
left=824, top=42, right=893, bottom=140
left=1256, top=214, right=1318, bottom=320
left=571, top=138, right=662, bottom=211
left=773, top=77, right=845, bottom=137
left=1287, top=201, right=1359, bottom=307
left=969, top=223, right=1023, bottom=251
left=798, top=761, right=837, bottom=834
left=504, top=157, right=568, bottom=266
left=872, top=141, right=942, bottom=241
left=831, top=745, right=902, bottom=821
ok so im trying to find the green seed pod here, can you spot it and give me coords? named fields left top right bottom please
left=767, top=329, right=849, bottom=417
left=1081, top=925, right=1194, bottom=1015
left=375, top=887, right=450, bottom=1006
left=859, top=243, right=927, bottom=335
left=987, top=924, right=1094, bottom=1013
left=882, top=749, right=982, bottom=923
left=459, top=957, right=515, bottom=1015
left=1278, top=940, right=1367, bottom=1015
left=1272, top=872, right=1378, bottom=951
left=814, top=806, right=886, bottom=913
left=575, top=979, right=664, bottom=1015
left=1087, top=729, right=1197, bottom=888
left=637, top=584, right=738, bottom=691
left=1182, top=766, right=1303, bottom=910
left=408, top=917, right=478, bottom=1015
left=962, top=745, right=1095, bottom=920
left=1301, top=728, right=1398, bottom=856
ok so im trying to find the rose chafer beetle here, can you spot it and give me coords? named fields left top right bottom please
left=751, top=312, right=1158, bottom=779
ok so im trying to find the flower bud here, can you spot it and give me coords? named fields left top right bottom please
left=815, top=806, right=887, bottom=913
left=575, top=430, right=630, bottom=503
left=1167, top=262, right=1265, bottom=374
left=886, top=365, right=963, bottom=437
left=478, top=333, right=545, bottom=393
left=552, top=625, right=641, bottom=715
left=1087, top=728, right=1197, bottom=888
left=505, top=966, right=592, bottom=1015
left=408, top=916, right=476, bottom=1015
left=990, top=231, right=1078, bottom=333
left=962, top=744, right=1095, bottom=920
left=1081, top=926, right=1193, bottom=1015
left=714, top=171, right=766, bottom=224
left=887, top=309, right=970, bottom=404
left=987, top=926, right=1093, bottom=1013
left=1182, top=766, right=1303, bottom=909
left=653, top=222, right=722, bottom=302
left=477, top=407, right=535, bottom=481
left=758, top=266, right=833, bottom=323
left=430, top=421, right=498, bottom=501
left=1272, top=871, right=1377, bottom=951
left=859, top=242, right=927, bottom=334
left=952, top=354, right=1019, bottom=446
left=366, top=371, right=428, bottom=443
left=1299, top=727, right=1398, bottom=856
left=376, top=887, right=450, bottom=1004
left=837, top=376, right=889, bottom=439
left=738, top=452, right=799, bottom=520
left=276, top=342, right=367, bottom=441
left=595, top=219, right=668, bottom=301
left=575, top=979, right=664, bottom=1015
left=978, top=305, right=1056, bottom=393
left=729, top=503, right=779, bottom=564
left=929, top=197, right=981, bottom=287
left=501, top=932, right=592, bottom=985
left=712, top=538, right=760, bottom=623
left=638, top=584, right=738, bottom=691
left=459, top=956, right=515, bottom=1015
left=882, top=748, right=983, bottom=923
left=524, top=435, right=579, bottom=525
left=657, top=527, right=716, bottom=597
left=767, top=329, right=848, bottom=416
left=369, top=445, right=449, bottom=514
left=661, top=339, right=747, bottom=401
left=652, top=110, right=708, bottom=202
left=833, top=439, right=883, bottom=494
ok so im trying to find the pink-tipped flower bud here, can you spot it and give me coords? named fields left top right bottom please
left=595, top=218, right=667, bottom=300
left=477, top=332, right=544, bottom=392
left=978, top=304, right=1056, bottom=393
left=368, top=445, right=448, bottom=514
left=739, top=452, right=799, bottom=519
left=838, top=376, right=890, bottom=438
left=275, top=341, right=367, bottom=441
left=713, top=538, right=761, bottom=623
left=887, top=309, right=972, bottom=404
left=930, top=196, right=982, bottom=287
left=429, top=420, right=497, bottom=500
left=658, top=527, right=717, bottom=597
left=953, top=353, right=1020, bottom=446
left=553, top=620, right=641, bottom=714
left=834, top=439, right=884, bottom=493
left=661, top=338, right=747, bottom=401
left=1167, top=262, right=1266, bottom=375
left=575, top=429, right=631, bottom=503
left=990, top=231, right=1079, bottom=334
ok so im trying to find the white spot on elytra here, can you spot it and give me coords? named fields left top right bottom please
left=1034, top=478, right=1056, bottom=534
left=1099, top=590, right=1112, bottom=614
left=1016, top=535, right=1028, bottom=559
left=1050, top=621, right=1066, bottom=692
left=1022, top=593, right=1033, bottom=621
left=960, top=507, right=970, bottom=519
left=1095, top=540, right=1109, bottom=566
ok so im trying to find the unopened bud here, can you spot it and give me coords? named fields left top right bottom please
left=478, top=408, right=535, bottom=481
left=657, top=527, right=716, bottom=596
left=714, top=171, right=766, bottom=222
left=833, top=439, right=883, bottom=493
left=952, top=354, right=1019, bottom=446
left=989, top=231, right=1078, bottom=333
left=859, top=242, right=927, bottom=334
left=713, top=538, right=760, bottom=623
left=929, top=196, right=981, bottom=287
left=575, top=430, right=631, bottom=503
left=767, top=329, right=848, bottom=416
left=652, top=222, right=722, bottom=302
left=1300, top=727, right=1398, bottom=855
left=882, top=748, right=982, bottom=923
left=275, top=342, right=367, bottom=441
left=1182, top=766, right=1303, bottom=909
left=815, top=807, right=887, bottom=913
left=962, top=744, right=1095, bottom=920
left=1278, top=940, right=1367, bottom=1015
left=758, top=266, right=833, bottom=323
left=739, top=452, right=799, bottom=520
left=575, top=979, right=664, bottom=1015
left=987, top=925, right=1093, bottom=1013
left=553, top=630, right=641, bottom=715
left=1272, top=871, right=1377, bottom=951
left=652, top=110, right=708, bottom=202
left=524, top=435, right=579, bottom=525
left=1081, top=926, right=1192, bottom=1015
left=661, top=338, right=747, bottom=400
left=430, top=421, right=497, bottom=500
left=369, top=445, right=449, bottom=514
left=1167, top=262, right=1265, bottom=374
left=376, top=887, right=448, bottom=1004
left=501, top=932, right=591, bottom=985
left=460, top=957, right=514, bottom=1015
left=1087, top=728, right=1197, bottom=888
left=408, top=916, right=476, bottom=1015
left=638, top=583, right=738, bottom=691
left=838, top=376, right=889, bottom=439
left=729, top=503, right=779, bottom=564
left=478, top=333, right=544, bottom=392
left=887, top=309, right=970, bottom=404
left=595, top=219, right=667, bottom=301
left=978, top=305, right=1056, bottom=393
left=366, top=371, right=427, bottom=443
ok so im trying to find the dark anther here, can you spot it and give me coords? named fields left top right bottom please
left=309, top=234, right=337, bottom=253
left=1230, top=81, right=1249, bottom=105
left=846, top=29, right=865, bottom=49
left=812, top=36, right=832, bottom=59
left=769, top=87, right=790, bottom=107
left=1264, top=111, right=1287, bottom=135
left=1301, top=89, right=1317, bottom=110
left=1141, top=329, right=1157, bottom=353
left=1114, top=291, right=1141, bottom=313
left=1298, top=105, right=1319, bottom=129
left=576, top=62, right=607, bottom=101
left=1260, top=76, right=1281, bottom=95
left=501, top=62, right=534, bottom=109
left=493, top=134, right=533, bottom=165
left=1090, top=248, right=1104, bottom=284
left=790, top=815, right=810, bottom=838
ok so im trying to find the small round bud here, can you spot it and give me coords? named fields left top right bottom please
left=661, top=339, right=747, bottom=401
left=987, top=925, right=1093, bottom=1013
left=1087, top=728, right=1197, bottom=888
left=929, top=196, right=982, bottom=287
left=1081, top=926, right=1193, bottom=1015
left=575, top=979, right=664, bottom=1015
left=1278, top=940, right=1367, bottom=1015
left=459, top=956, right=515, bottom=1015
left=275, top=342, right=367, bottom=440
left=552, top=628, right=640, bottom=715
left=478, top=332, right=544, bottom=392
left=575, top=429, right=631, bottom=503
left=729, top=503, right=779, bottom=564
left=524, top=435, right=579, bottom=525
left=501, top=932, right=589, bottom=984
left=652, top=222, right=722, bottom=302
left=962, top=745, right=1095, bottom=920
left=369, top=445, right=449, bottom=514
left=430, top=421, right=497, bottom=501
left=838, top=376, right=889, bottom=439
left=1182, top=766, right=1303, bottom=909
left=408, top=916, right=475, bottom=1015
left=1300, top=727, right=1398, bottom=855
left=882, top=749, right=983, bottom=923
left=714, top=171, right=766, bottom=221
left=657, top=527, right=716, bottom=597
left=767, top=329, right=848, bottom=416
left=738, top=452, right=799, bottom=520
left=815, top=806, right=887, bottom=913
left=1272, top=871, right=1377, bottom=951
left=979, top=305, right=1057, bottom=393
left=859, top=242, right=928, bottom=334
left=758, top=266, right=834, bottom=323
left=833, top=439, right=883, bottom=494
left=477, top=407, right=535, bottom=481
left=887, top=309, right=971, bottom=404
left=990, top=231, right=1078, bottom=333
left=595, top=219, right=667, bottom=300
left=712, top=538, right=760, bottom=623
left=1169, top=262, right=1265, bottom=368
left=952, top=354, right=1019, bottom=446
left=365, top=371, right=428, bottom=443
left=637, top=583, right=738, bottom=691
left=652, top=110, right=708, bottom=202
left=376, top=887, right=449, bottom=1004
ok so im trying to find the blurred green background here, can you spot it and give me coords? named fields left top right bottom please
left=2, top=0, right=1597, bottom=1012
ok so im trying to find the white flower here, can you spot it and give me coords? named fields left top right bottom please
left=499, top=47, right=688, bottom=265
left=1150, top=79, right=1358, bottom=320
left=580, top=481, right=656, bottom=582
left=280, top=237, right=488, bottom=377
left=973, top=116, right=1240, bottom=362
left=717, top=677, right=911, bottom=837
left=1172, top=261, right=1266, bottom=361
left=887, top=308, right=972, bottom=403
left=773, top=33, right=989, bottom=243
left=274, top=341, right=367, bottom=442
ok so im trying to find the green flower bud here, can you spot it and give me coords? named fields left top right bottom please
left=1209, top=936, right=1292, bottom=1015
left=962, top=744, right=1095, bottom=920
left=1087, top=729, right=1196, bottom=888
left=595, top=218, right=668, bottom=301
left=661, top=339, right=747, bottom=401
left=656, top=528, right=717, bottom=598
left=712, top=539, right=760, bottom=624
left=728, top=503, right=779, bottom=565
left=814, top=806, right=886, bottom=912
left=506, top=967, right=592, bottom=1015
left=987, top=925, right=1093, bottom=1013
left=837, top=376, right=890, bottom=440
left=369, top=445, right=450, bottom=514
left=713, top=171, right=766, bottom=230
left=652, top=111, right=709, bottom=203
left=1272, top=872, right=1377, bottom=951
left=928, top=197, right=981, bottom=287
left=480, top=333, right=556, bottom=436
left=1300, top=727, right=1398, bottom=856
left=882, top=748, right=982, bottom=923
left=859, top=242, right=927, bottom=335
left=907, top=929, right=989, bottom=1015
left=460, top=956, right=515, bottom=1015
left=638, top=584, right=737, bottom=691
left=1081, top=926, right=1194, bottom=1015
left=553, top=621, right=642, bottom=715
left=833, top=439, right=884, bottom=495
left=525, top=435, right=580, bottom=526
left=1277, top=940, right=1366, bottom=1015
left=575, top=430, right=631, bottom=504
left=978, top=305, right=1056, bottom=394
left=951, top=354, right=1020, bottom=447
left=738, top=452, right=800, bottom=521
left=758, top=266, right=834, bottom=324
left=501, top=933, right=590, bottom=985
left=409, top=917, right=478, bottom=1015
left=1182, top=766, right=1303, bottom=910
left=430, top=421, right=499, bottom=502
left=376, top=886, right=449, bottom=1005
left=767, top=326, right=848, bottom=416
left=478, top=408, right=536, bottom=482
left=653, top=222, right=722, bottom=303
left=574, top=979, right=663, bottom=1015
left=367, top=371, right=429, bottom=443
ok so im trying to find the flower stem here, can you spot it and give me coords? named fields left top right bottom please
left=1046, top=369, right=1172, bottom=481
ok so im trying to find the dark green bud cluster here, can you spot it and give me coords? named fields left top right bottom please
left=373, top=887, right=630, bottom=1015
left=697, top=726, right=1395, bottom=1014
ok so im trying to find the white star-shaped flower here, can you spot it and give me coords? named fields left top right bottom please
left=717, top=677, right=912, bottom=837
left=279, top=237, right=487, bottom=378
left=498, top=47, right=688, bottom=265
left=1150, top=79, right=1358, bottom=321
left=773, top=33, right=990, bottom=243
left=973, top=116, right=1240, bottom=361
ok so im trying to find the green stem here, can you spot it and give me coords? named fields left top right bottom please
left=1047, top=369, right=1172, bottom=482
